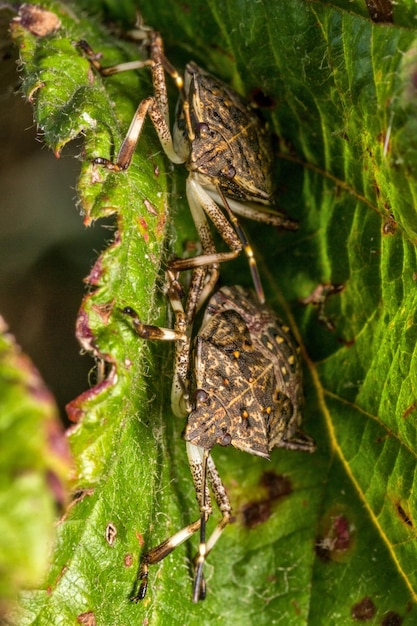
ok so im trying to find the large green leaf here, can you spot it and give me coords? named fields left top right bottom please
left=8, top=0, right=417, bottom=624
left=0, top=317, right=70, bottom=619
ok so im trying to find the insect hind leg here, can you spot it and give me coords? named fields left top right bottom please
left=131, top=519, right=201, bottom=602
left=187, top=443, right=232, bottom=602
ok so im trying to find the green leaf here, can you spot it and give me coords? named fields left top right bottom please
left=8, top=0, right=417, bottom=624
left=0, top=316, right=70, bottom=618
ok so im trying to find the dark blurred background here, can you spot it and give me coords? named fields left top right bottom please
left=0, top=15, right=108, bottom=423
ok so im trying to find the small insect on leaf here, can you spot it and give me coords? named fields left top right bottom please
left=79, top=17, right=298, bottom=306
left=124, top=282, right=315, bottom=602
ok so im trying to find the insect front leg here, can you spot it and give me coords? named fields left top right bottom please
left=121, top=306, right=184, bottom=342
left=122, top=272, right=192, bottom=418
left=79, top=31, right=185, bottom=170
left=95, top=69, right=184, bottom=170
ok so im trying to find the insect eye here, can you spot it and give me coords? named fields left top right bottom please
left=225, top=164, right=236, bottom=179
left=195, top=388, right=209, bottom=404
left=197, top=122, right=218, bottom=140
left=197, top=122, right=209, bottom=136
left=219, top=432, right=232, bottom=446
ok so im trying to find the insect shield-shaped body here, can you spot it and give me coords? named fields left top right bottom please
left=174, top=63, right=274, bottom=205
left=171, top=62, right=296, bottom=302
left=185, top=285, right=316, bottom=457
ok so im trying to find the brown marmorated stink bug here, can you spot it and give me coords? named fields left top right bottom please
left=79, top=16, right=298, bottom=305
left=122, top=282, right=316, bottom=602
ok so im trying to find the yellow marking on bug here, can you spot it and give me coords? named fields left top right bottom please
left=172, top=72, right=183, bottom=90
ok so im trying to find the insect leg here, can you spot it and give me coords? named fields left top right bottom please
left=121, top=306, right=184, bottom=342
left=93, top=88, right=184, bottom=171
left=205, top=454, right=233, bottom=555
left=216, top=184, right=265, bottom=303
left=131, top=518, right=202, bottom=602
left=171, top=177, right=267, bottom=303
left=121, top=272, right=193, bottom=418
left=170, top=177, right=242, bottom=311
left=132, top=441, right=213, bottom=602
left=214, top=193, right=299, bottom=230
left=186, top=443, right=232, bottom=602
left=77, top=38, right=152, bottom=74
left=185, top=443, right=212, bottom=602
left=79, top=31, right=185, bottom=170
left=165, top=273, right=194, bottom=417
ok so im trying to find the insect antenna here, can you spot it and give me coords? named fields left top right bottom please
left=193, top=448, right=210, bottom=602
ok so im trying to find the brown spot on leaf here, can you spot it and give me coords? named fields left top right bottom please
left=316, top=511, right=355, bottom=562
left=92, top=301, right=114, bottom=324
left=77, top=612, right=96, bottom=626
left=249, top=88, right=276, bottom=109
left=402, top=402, right=417, bottom=419
left=333, top=515, right=351, bottom=550
left=351, top=596, right=376, bottom=621
left=260, top=471, right=292, bottom=500
left=143, top=198, right=158, bottom=216
left=241, top=471, right=292, bottom=529
left=124, top=553, right=133, bottom=567
left=365, top=0, right=393, bottom=23
left=137, top=216, right=149, bottom=243
left=291, top=599, right=302, bottom=616
left=242, top=499, right=271, bottom=529
left=315, top=543, right=331, bottom=562
left=338, top=337, right=356, bottom=348
left=396, top=503, right=413, bottom=527
left=136, top=531, right=145, bottom=547
left=381, top=611, right=403, bottom=626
